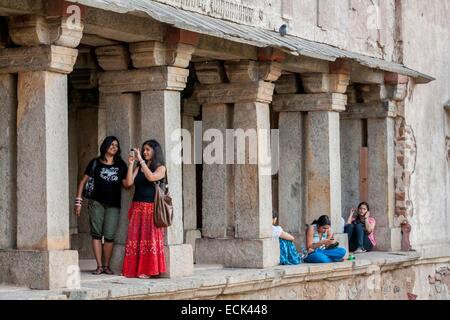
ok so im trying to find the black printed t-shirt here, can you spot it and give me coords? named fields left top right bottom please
left=84, top=158, right=128, bottom=208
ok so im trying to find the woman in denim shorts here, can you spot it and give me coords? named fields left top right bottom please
left=74, top=136, right=128, bottom=275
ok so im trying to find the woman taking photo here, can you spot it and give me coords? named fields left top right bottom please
left=122, top=139, right=167, bottom=278
left=344, top=202, right=376, bottom=253
left=74, top=136, right=128, bottom=275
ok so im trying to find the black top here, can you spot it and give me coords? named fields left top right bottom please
left=84, top=158, right=127, bottom=208
left=133, top=168, right=164, bottom=203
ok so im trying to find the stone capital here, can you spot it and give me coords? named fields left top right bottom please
left=275, top=74, right=299, bottom=94
left=129, top=41, right=195, bottom=69
left=0, top=45, right=78, bottom=74
left=196, top=81, right=275, bottom=105
left=98, top=66, right=189, bottom=93
left=301, top=73, right=350, bottom=93
left=272, top=93, right=347, bottom=112
left=224, top=60, right=282, bottom=83
left=95, top=45, right=130, bottom=71
left=341, top=101, right=397, bottom=119
left=9, top=15, right=83, bottom=48
left=182, top=97, right=201, bottom=117
left=194, top=61, right=226, bottom=84
left=359, top=84, right=407, bottom=103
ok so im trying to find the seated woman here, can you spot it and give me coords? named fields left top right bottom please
left=303, top=215, right=346, bottom=263
left=272, top=210, right=302, bottom=265
left=344, top=202, right=376, bottom=253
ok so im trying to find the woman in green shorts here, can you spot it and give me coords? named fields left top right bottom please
left=74, top=136, right=128, bottom=275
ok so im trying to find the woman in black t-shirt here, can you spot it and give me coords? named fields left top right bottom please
left=122, top=139, right=167, bottom=278
left=74, top=136, right=128, bottom=275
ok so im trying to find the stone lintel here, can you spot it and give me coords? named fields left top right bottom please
left=350, top=63, right=385, bottom=84
left=165, top=26, right=199, bottom=46
left=257, top=47, right=285, bottom=62
left=129, top=41, right=195, bottom=69
left=272, top=93, right=347, bottom=112
left=196, top=81, right=275, bottom=105
left=9, top=15, right=83, bottom=48
left=182, top=97, right=201, bottom=117
left=282, top=55, right=330, bottom=74
left=301, top=73, right=350, bottom=94
left=69, top=69, right=98, bottom=89
left=84, top=6, right=164, bottom=43
left=194, top=34, right=257, bottom=61
left=384, top=72, right=409, bottom=85
left=194, top=61, right=226, bottom=84
left=98, top=66, right=189, bottom=93
left=195, top=238, right=279, bottom=268
left=341, top=102, right=397, bottom=119
left=224, top=60, right=282, bottom=83
left=0, top=45, right=78, bottom=74
left=275, top=74, right=299, bottom=94
left=79, top=33, right=120, bottom=47
left=95, top=45, right=130, bottom=71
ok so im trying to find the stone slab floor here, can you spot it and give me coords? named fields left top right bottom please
left=0, top=252, right=422, bottom=300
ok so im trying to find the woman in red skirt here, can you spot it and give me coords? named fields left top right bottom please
left=122, top=139, right=167, bottom=278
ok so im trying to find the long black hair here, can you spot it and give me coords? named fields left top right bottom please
left=99, top=136, right=123, bottom=164
left=311, top=215, right=331, bottom=227
left=141, top=139, right=165, bottom=172
left=358, top=202, right=370, bottom=211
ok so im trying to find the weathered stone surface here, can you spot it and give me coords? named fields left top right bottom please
left=182, top=97, right=201, bottom=117
left=367, top=118, right=397, bottom=251
left=0, top=249, right=79, bottom=290
left=202, top=104, right=232, bottom=238
left=139, top=90, right=184, bottom=246
left=350, top=64, right=385, bottom=84
left=80, top=33, right=120, bottom=47
left=0, top=74, right=17, bottom=249
left=282, top=55, right=330, bottom=74
left=301, top=73, right=350, bottom=93
left=95, top=45, right=130, bottom=71
left=305, top=111, right=342, bottom=229
left=84, top=7, right=164, bottom=43
left=161, top=244, right=194, bottom=278
left=272, top=93, right=347, bottom=112
left=0, top=45, right=78, bottom=74
left=98, top=67, right=189, bottom=93
left=196, top=81, right=275, bottom=104
left=194, top=35, right=257, bottom=61
left=129, top=41, right=194, bottom=68
left=194, top=61, right=226, bottom=84
left=195, top=238, right=279, bottom=268
left=275, top=74, right=299, bottom=94
left=9, top=15, right=83, bottom=48
left=17, top=71, right=70, bottom=251
left=73, top=46, right=97, bottom=70
left=224, top=60, right=282, bottom=83
left=184, top=229, right=201, bottom=263
left=278, top=112, right=303, bottom=235
left=234, top=102, right=272, bottom=239
left=69, top=69, right=98, bottom=89
left=341, top=102, right=397, bottom=119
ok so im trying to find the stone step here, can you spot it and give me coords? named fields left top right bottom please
left=193, top=264, right=224, bottom=271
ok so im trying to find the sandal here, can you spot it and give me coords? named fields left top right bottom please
left=138, top=274, right=150, bottom=279
left=91, top=266, right=103, bottom=275
left=103, top=266, right=114, bottom=275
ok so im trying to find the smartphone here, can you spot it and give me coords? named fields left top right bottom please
left=129, top=149, right=135, bottom=157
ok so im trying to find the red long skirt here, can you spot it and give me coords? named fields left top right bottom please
left=122, top=202, right=166, bottom=277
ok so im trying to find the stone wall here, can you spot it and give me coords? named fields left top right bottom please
left=400, top=1, right=450, bottom=258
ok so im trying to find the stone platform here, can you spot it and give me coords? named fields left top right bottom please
left=0, top=252, right=449, bottom=300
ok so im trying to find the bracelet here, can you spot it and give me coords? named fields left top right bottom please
left=74, top=203, right=82, bottom=207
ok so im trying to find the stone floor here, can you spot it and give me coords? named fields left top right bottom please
left=0, top=251, right=421, bottom=300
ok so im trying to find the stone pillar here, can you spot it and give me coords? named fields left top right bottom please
left=98, top=37, right=196, bottom=277
left=273, top=71, right=349, bottom=251
left=195, top=60, right=282, bottom=268
left=181, top=97, right=201, bottom=261
left=0, top=74, right=17, bottom=250
left=342, top=79, right=408, bottom=251
left=0, top=14, right=83, bottom=289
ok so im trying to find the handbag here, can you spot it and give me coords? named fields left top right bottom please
left=82, top=159, right=97, bottom=199
left=153, top=168, right=173, bottom=228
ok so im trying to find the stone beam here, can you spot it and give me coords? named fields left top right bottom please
left=196, top=81, right=275, bottom=105
left=129, top=41, right=195, bottom=69
left=224, top=60, right=282, bottom=83
left=80, top=33, right=120, bottom=47
left=272, top=93, right=347, bottom=112
left=194, top=34, right=257, bottom=61
left=98, top=67, right=189, bottom=93
left=283, top=55, right=330, bottom=74
left=83, top=6, right=164, bottom=43
left=350, top=63, right=385, bottom=84
left=341, top=102, right=397, bottom=119
left=0, top=0, right=44, bottom=16
left=0, top=45, right=78, bottom=74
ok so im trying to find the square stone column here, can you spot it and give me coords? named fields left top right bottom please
left=195, top=61, right=281, bottom=268
left=0, top=74, right=17, bottom=250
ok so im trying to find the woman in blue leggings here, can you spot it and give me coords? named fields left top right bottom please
left=304, top=215, right=346, bottom=263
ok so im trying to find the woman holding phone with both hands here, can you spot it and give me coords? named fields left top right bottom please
left=122, top=140, right=167, bottom=279
left=344, top=202, right=376, bottom=253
